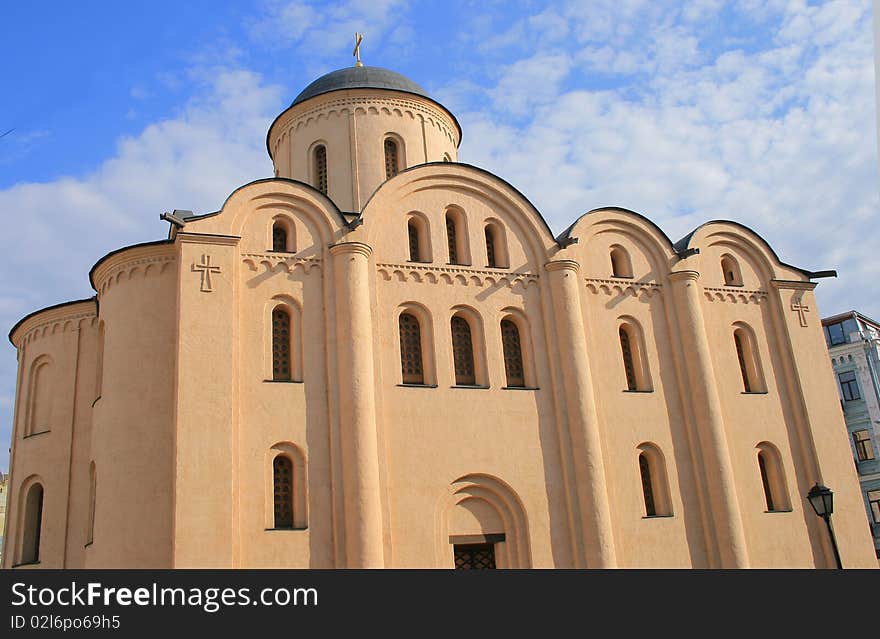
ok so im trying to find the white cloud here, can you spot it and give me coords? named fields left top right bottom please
left=456, top=0, right=879, bottom=321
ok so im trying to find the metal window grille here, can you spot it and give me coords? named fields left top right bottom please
left=451, top=316, right=476, bottom=385
left=454, top=543, right=496, bottom=569
left=272, top=308, right=291, bottom=381
left=273, top=456, right=293, bottom=528
left=446, top=216, right=458, bottom=264
left=384, top=139, right=398, bottom=179
left=501, top=319, right=525, bottom=387
left=314, top=146, right=328, bottom=194
left=399, top=313, right=424, bottom=384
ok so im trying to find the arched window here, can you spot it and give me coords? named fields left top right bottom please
left=756, top=443, right=790, bottom=512
left=451, top=316, right=476, bottom=386
left=734, top=326, right=765, bottom=393
left=399, top=313, right=424, bottom=384
left=272, top=219, right=294, bottom=253
left=26, top=358, right=53, bottom=436
left=484, top=221, right=508, bottom=268
left=637, top=444, right=672, bottom=517
left=639, top=453, right=656, bottom=516
left=384, top=138, right=399, bottom=179
left=721, top=254, right=743, bottom=286
left=443, top=153, right=452, bottom=162
left=87, top=462, right=96, bottom=544
left=620, top=327, right=637, bottom=391
left=273, top=455, right=294, bottom=528
left=20, top=482, right=44, bottom=564
left=485, top=226, right=497, bottom=268
left=610, top=245, right=633, bottom=278
left=313, top=144, right=328, bottom=194
left=501, top=319, right=525, bottom=387
left=446, top=214, right=459, bottom=264
left=408, top=220, right=420, bottom=262
left=619, top=322, right=651, bottom=391
left=272, top=307, right=291, bottom=381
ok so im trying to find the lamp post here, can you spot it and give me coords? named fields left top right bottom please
left=807, top=483, right=843, bottom=569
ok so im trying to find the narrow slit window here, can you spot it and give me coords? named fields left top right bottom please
left=639, top=453, right=656, bottom=517
left=451, top=316, right=476, bottom=385
left=384, top=139, right=399, bottom=179
left=272, top=307, right=291, bottom=381
left=399, top=313, right=424, bottom=384
left=620, top=327, right=637, bottom=391
left=273, top=455, right=294, bottom=528
left=501, top=319, right=525, bottom=387
left=87, top=463, right=96, bottom=544
left=408, top=220, right=420, bottom=262
left=272, top=224, right=288, bottom=252
left=758, top=452, right=775, bottom=511
left=314, top=145, right=328, bottom=194
left=485, top=227, right=496, bottom=268
left=21, top=483, right=44, bottom=564
left=446, top=215, right=458, bottom=264
left=610, top=246, right=633, bottom=278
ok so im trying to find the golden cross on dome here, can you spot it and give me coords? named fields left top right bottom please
left=353, top=32, right=364, bottom=67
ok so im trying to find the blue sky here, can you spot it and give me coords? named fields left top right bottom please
left=0, top=0, right=877, bottom=472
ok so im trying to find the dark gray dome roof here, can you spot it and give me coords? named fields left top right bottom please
left=291, top=66, right=429, bottom=106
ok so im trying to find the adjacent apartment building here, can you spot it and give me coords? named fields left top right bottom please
left=822, top=311, right=880, bottom=558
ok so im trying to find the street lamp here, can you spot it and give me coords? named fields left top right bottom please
left=807, top=483, right=843, bottom=569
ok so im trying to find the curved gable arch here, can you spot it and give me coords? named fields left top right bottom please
left=676, top=221, right=813, bottom=282
left=565, top=209, right=677, bottom=275
left=359, top=163, right=558, bottom=270
left=174, top=178, right=348, bottom=247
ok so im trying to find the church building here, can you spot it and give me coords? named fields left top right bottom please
left=3, top=60, right=877, bottom=568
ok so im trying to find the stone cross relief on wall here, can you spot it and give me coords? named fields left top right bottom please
left=192, top=254, right=221, bottom=293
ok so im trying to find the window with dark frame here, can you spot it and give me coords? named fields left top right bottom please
left=272, top=308, right=291, bottom=381
left=451, top=316, right=476, bottom=386
left=446, top=215, right=458, bottom=264
left=408, top=220, right=420, bottom=262
left=734, top=332, right=752, bottom=393
left=639, top=453, right=656, bottom=517
left=758, top=452, right=775, bottom=512
left=501, top=319, right=525, bottom=387
left=485, top=226, right=496, bottom=268
left=839, top=370, right=861, bottom=401
left=853, top=429, right=875, bottom=461
left=619, top=327, right=637, bottom=391
left=453, top=543, right=496, bottom=569
left=868, top=489, right=880, bottom=524
left=314, top=145, right=328, bottom=194
left=272, top=224, right=288, bottom=252
left=399, top=313, right=424, bottom=384
left=384, top=139, right=399, bottom=179
left=273, top=455, right=293, bottom=528
left=825, top=322, right=846, bottom=346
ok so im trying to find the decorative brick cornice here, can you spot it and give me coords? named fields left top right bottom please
left=270, top=94, right=459, bottom=153
left=703, top=287, right=768, bottom=305
left=92, top=244, right=177, bottom=295
left=242, top=253, right=323, bottom=274
left=13, top=303, right=97, bottom=348
left=377, top=263, right=538, bottom=289
left=585, top=278, right=662, bottom=298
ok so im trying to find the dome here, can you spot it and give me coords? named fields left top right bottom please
left=291, top=66, right=429, bottom=106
